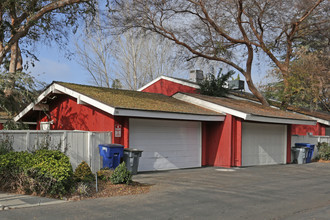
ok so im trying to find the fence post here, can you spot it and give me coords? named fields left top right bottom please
left=62, top=131, right=67, bottom=152
left=87, top=132, right=92, bottom=171
left=26, top=130, right=30, bottom=151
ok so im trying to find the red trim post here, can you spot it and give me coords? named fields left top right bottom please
left=287, top=124, right=292, bottom=163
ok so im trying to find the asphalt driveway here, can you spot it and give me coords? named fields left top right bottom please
left=1, top=162, right=330, bottom=220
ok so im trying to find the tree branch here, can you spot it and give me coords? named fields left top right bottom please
left=0, top=0, right=90, bottom=64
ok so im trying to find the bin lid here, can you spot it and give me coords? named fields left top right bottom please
left=99, top=144, right=124, bottom=148
left=124, top=148, right=143, bottom=152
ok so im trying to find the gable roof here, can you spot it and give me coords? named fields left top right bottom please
left=228, top=90, right=330, bottom=125
left=139, top=75, right=328, bottom=125
left=15, top=82, right=224, bottom=122
left=173, top=93, right=316, bottom=125
left=138, top=75, right=199, bottom=91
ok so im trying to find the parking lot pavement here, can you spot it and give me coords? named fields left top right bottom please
left=1, top=163, right=330, bottom=220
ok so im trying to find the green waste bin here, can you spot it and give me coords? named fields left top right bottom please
left=123, top=148, right=143, bottom=175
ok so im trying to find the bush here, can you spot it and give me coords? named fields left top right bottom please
left=318, top=142, right=330, bottom=161
left=0, top=149, right=74, bottom=197
left=110, top=162, right=132, bottom=185
left=97, top=168, right=114, bottom=181
left=74, top=161, right=95, bottom=183
left=31, top=149, right=74, bottom=196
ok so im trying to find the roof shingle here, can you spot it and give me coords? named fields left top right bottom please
left=56, top=82, right=222, bottom=116
left=185, top=93, right=314, bottom=121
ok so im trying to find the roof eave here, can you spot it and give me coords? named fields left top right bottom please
left=114, top=108, right=225, bottom=121
left=14, top=83, right=116, bottom=122
left=173, top=93, right=317, bottom=125
left=245, top=115, right=316, bottom=125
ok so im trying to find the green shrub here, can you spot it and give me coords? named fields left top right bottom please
left=31, top=149, right=74, bottom=196
left=0, top=149, right=74, bottom=197
left=97, top=168, right=114, bottom=181
left=318, top=142, right=330, bottom=161
left=110, top=162, right=132, bottom=185
left=0, top=151, right=34, bottom=175
left=74, top=161, right=95, bottom=183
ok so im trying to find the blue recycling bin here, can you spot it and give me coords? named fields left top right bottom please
left=295, top=143, right=315, bottom=163
left=98, top=144, right=124, bottom=169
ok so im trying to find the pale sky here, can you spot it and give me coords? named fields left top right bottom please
left=29, top=35, right=270, bottom=91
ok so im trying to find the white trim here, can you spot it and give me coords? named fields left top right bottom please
left=114, top=108, right=224, bottom=121
left=173, top=93, right=248, bottom=119
left=138, top=76, right=200, bottom=91
left=52, top=84, right=116, bottom=115
left=14, top=83, right=116, bottom=122
left=245, top=115, right=316, bottom=125
left=173, top=93, right=317, bottom=125
left=294, top=114, right=329, bottom=126
left=14, top=85, right=55, bottom=121
left=228, top=93, right=329, bottom=126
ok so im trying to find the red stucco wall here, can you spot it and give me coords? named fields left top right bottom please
left=291, top=123, right=326, bottom=136
left=142, top=79, right=197, bottom=96
left=202, top=114, right=242, bottom=167
left=38, top=95, right=128, bottom=146
left=0, top=123, right=3, bottom=130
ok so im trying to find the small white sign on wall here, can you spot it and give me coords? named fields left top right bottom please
left=115, top=124, right=122, bottom=137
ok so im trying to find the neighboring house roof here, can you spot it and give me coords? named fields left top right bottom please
left=140, top=76, right=327, bottom=125
left=138, top=75, right=200, bottom=91
left=228, top=90, right=330, bottom=126
left=173, top=92, right=316, bottom=125
left=15, top=82, right=224, bottom=122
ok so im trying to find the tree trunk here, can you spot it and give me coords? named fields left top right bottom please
left=245, top=72, right=270, bottom=106
left=4, top=42, right=19, bottom=97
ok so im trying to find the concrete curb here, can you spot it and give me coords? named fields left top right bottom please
left=0, top=192, right=66, bottom=210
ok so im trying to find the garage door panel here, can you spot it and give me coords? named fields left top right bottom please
left=242, top=122, right=286, bottom=166
left=129, top=118, right=201, bottom=171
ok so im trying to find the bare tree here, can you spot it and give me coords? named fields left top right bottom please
left=75, top=22, right=114, bottom=88
left=77, top=25, right=185, bottom=90
left=108, top=0, right=327, bottom=107
left=114, top=30, right=183, bottom=90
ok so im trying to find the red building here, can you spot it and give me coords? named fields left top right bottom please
left=15, top=79, right=317, bottom=170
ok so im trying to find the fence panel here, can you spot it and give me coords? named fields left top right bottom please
left=0, top=130, right=112, bottom=172
left=291, top=134, right=330, bottom=160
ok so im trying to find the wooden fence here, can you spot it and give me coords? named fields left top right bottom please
left=0, top=130, right=112, bottom=173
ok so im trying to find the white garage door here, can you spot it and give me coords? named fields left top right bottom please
left=242, top=122, right=287, bottom=166
left=129, top=118, right=202, bottom=171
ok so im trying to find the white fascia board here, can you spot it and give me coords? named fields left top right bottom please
left=14, top=83, right=116, bottom=122
left=137, top=76, right=162, bottom=91
left=114, top=108, right=224, bottom=121
left=14, top=85, right=55, bottom=121
left=295, top=114, right=329, bottom=126
left=161, top=76, right=200, bottom=89
left=138, top=76, right=200, bottom=91
left=173, top=93, right=247, bottom=119
left=52, top=84, right=115, bottom=115
left=245, top=115, right=317, bottom=125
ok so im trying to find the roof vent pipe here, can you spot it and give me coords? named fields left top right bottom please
left=189, top=70, right=204, bottom=83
